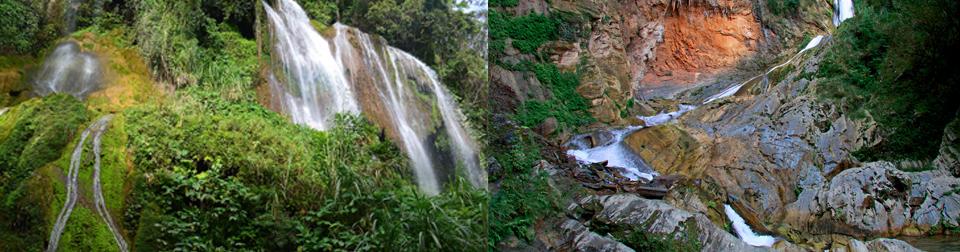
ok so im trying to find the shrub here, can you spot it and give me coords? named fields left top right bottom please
left=817, top=0, right=960, bottom=161
left=122, top=94, right=486, bottom=251
left=489, top=132, right=559, bottom=247
left=490, top=0, right=519, bottom=8
left=514, top=63, right=594, bottom=130
left=767, top=0, right=800, bottom=16
left=0, top=0, right=42, bottom=54
left=489, top=10, right=559, bottom=55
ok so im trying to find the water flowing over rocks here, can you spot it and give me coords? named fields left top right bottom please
left=32, top=41, right=102, bottom=99
left=561, top=194, right=796, bottom=251
left=263, top=0, right=483, bottom=194
left=47, top=115, right=126, bottom=252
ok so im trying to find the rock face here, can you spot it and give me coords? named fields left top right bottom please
left=562, top=194, right=790, bottom=252
left=612, top=33, right=960, bottom=244
left=784, top=161, right=960, bottom=237
left=641, top=1, right=761, bottom=92
left=623, top=124, right=702, bottom=175
left=934, top=118, right=960, bottom=176
left=494, top=0, right=837, bottom=123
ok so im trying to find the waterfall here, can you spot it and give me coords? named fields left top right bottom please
left=32, top=41, right=102, bottom=99
left=724, top=204, right=776, bottom=247
left=63, top=0, right=82, bottom=34
left=391, top=48, right=486, bottom=190
left=833, top=0, right=856, bottom=26
left=264, top=0, right=484, bottom=194
left=48, top=115, right=125, bottom=252
left=702, top=35, right=824, bottom=104
left=263, top=0, right=358, bottom=130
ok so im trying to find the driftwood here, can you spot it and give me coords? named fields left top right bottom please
left=571, top=162, right=682, bottom=199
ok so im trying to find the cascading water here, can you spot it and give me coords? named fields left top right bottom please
left=702, top=35, right=824, bottom=104
left=89, top=115, right=127, bottom=252
left=833, top=0, right=856, bottom=26
left=565, top=104, right=696, bottom=182
left=48, top=115, right=125, bottom=252
left=263, top=0, right=358, bottom=130
left=392, top=49, right=485, bottom=189
left=263, top=0, right=484, bottom=194
left=32, top=41, right=102, bottom=99
left=724, top=204, right=776, bottom=247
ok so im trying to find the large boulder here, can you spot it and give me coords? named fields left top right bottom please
left=565, top=194, right=792, bottom=252
left=623, top=124, right=703, bottom=176
left=784, top=161, right=960, bottom=237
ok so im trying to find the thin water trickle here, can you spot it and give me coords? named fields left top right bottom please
left=89, top=115, right=127, bottom=252
left=48, top=115, right=125, bottom=252
left=702, top=35, right=824, bottom=104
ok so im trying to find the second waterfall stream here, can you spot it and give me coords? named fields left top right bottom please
left=263, top=0, right=483, bottom=195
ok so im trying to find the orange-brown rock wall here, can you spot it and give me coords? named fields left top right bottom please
left=641, top=5, right=762, bottom=87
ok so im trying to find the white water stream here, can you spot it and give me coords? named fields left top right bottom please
left=702, top=35, right=824, bottom=104
left=47, top=115, right=126, bottom=252
left=725, top=204, right=776, bottom=247
left=565, top=104, right=697, bottom=181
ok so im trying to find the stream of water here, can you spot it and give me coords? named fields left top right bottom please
left=89, top=115, right=127, bottom=252
left=724, top=204, right=776, bottom=247
left=47, top=115, right=125, bottom=252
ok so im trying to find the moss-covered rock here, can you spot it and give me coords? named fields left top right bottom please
left=0, top=94, right=89, bottom=251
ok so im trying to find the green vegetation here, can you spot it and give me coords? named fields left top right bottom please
left=0, top=0, right=42, bottom=54
left=0, top=94, right=89, bottom=250
left=490, top=0, right=519, bottom=8
left=511, top=62, right=594, bottom=131
left=589, top=212, right=702, bottom=252
left=614, top=225, right=701, bottom=252
left=0, top=95, right=88, bottom=197
left=488, top=131, right=560, bottom=248
left=116, top=93, right=485, bottom=251
left=489, top=10, right=559, bottom=55
left=487, top=4, right=591, bottom=248
left=131, top=0, right=260, bottom=95
left=767, top=0, right=800, bottom=17
left=817, top=0, right=960, bottom=161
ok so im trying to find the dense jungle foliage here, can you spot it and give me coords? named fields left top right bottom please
left=817, top=0, right=960, bottom=162
left=0, top=0, right=488, bottom=251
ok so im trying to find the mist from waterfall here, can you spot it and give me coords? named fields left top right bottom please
left=264, top=0, right=484, bottom=194
left=32, top=41, right=102, bottom=99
